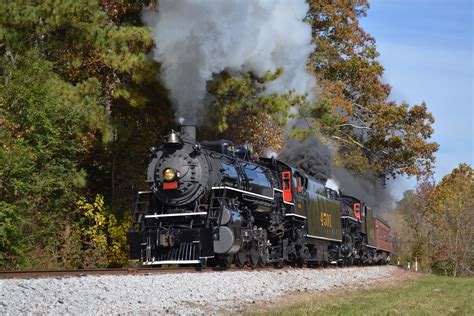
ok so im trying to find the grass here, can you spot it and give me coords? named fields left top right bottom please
left=249, top=274, right=473, bottom=316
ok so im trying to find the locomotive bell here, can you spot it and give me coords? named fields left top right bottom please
left=166, top=129, right=180, bottom=144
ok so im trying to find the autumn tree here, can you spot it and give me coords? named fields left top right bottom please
left=205, top=0, right=439, bottom=180
left=305, top=0, right=439, bottom=179
left=388, top=182, right=435, bottom=271
left=425, top=164, right=473, bottom=276
left=203, top=71, right=307, bottom=154
left=388, top=164, right=473, bottom=276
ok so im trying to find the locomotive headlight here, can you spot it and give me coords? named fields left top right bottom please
left=163, top=168, right=177, bottom=181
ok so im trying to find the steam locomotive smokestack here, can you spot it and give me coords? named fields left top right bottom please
left=180, top=125, right=196, bottom=140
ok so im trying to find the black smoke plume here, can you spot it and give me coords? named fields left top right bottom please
left=279, top=138, right=332, bottom=182
left=332, top=167, right=395, bottom=210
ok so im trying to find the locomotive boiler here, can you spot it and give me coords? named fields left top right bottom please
left=127, top=126, right=392, bottom=268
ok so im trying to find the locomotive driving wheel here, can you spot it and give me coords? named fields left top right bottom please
left=296, top=246, right=308, bottom=268
left=348, top=256, right=354, bottom=266
left=258, top=249, right=268, bottom=267
left=248, top=241, right=259, bottom=268
left=257, top=232, right=268, bottom=267
left=273, top=260, right=284, bottom=269
left=218, top=254, right=233, bottom=268
left=234, top=248, right=247, bottom=268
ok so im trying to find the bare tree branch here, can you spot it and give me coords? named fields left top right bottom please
left=339, top=123, right=371, bottom=130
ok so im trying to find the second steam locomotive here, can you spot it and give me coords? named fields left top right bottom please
left=128, top=126, right=392, bottom=267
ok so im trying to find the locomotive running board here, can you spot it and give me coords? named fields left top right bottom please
left=211, top=186, right=274, bottom=201
left=305, top=234, right=342, bottom=242
left=341, top=216, right=360, bottom=222
left=285, top=213, right=307, bottom=219
left=211, top=186, right=295, bottom=204
left=143, top=260, right=201, bottom=265
left=144, top=212, right=207, bottom=218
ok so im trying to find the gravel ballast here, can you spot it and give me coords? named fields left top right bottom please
left=1, top=266, right=398, bottom=314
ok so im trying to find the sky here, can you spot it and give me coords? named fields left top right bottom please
left=360, top=0, right=473, bottom=199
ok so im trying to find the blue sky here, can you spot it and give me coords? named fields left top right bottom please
left=360, top=0, right=473, bottom=198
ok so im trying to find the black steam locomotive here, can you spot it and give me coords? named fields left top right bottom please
left=127, top=126, right=392, bottom=267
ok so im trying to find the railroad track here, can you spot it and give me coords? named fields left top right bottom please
left=0, top=266, right=270, bottom=279
left=0, top=268, right=182, bottom=279
left=0, top=263, right=374, bottom=279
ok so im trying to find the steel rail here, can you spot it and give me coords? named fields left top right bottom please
left=0, top=267, right=196, bottom=279
left=0, top=266, right=272, bottom=279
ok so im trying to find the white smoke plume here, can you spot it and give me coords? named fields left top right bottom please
left=143, top=0, right=316, bottom=124
left=325, top=178, right=340, bottom=193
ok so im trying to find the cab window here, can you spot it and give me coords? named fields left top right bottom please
left=292, top=172, right=305, bottom=194
left=221, top=161, right=238, bottom=179
left=296, top=176, right=303, bottom=193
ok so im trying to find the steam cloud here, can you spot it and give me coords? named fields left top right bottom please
left=279, top=138, right=333, bottom=182
left=143, top=0, right=316, bottom=123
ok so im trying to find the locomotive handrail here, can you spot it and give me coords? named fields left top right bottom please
left=341, top=215, right=360, bottom=222
left=132, top=190, right=152, bottom=229
left=306, top=234, right=342, bottom=242
left=285, top=213, right=306, bottom=219
left=211, top=186, right=274, bottom=201
left=145, top=212, right=207, bottom=218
